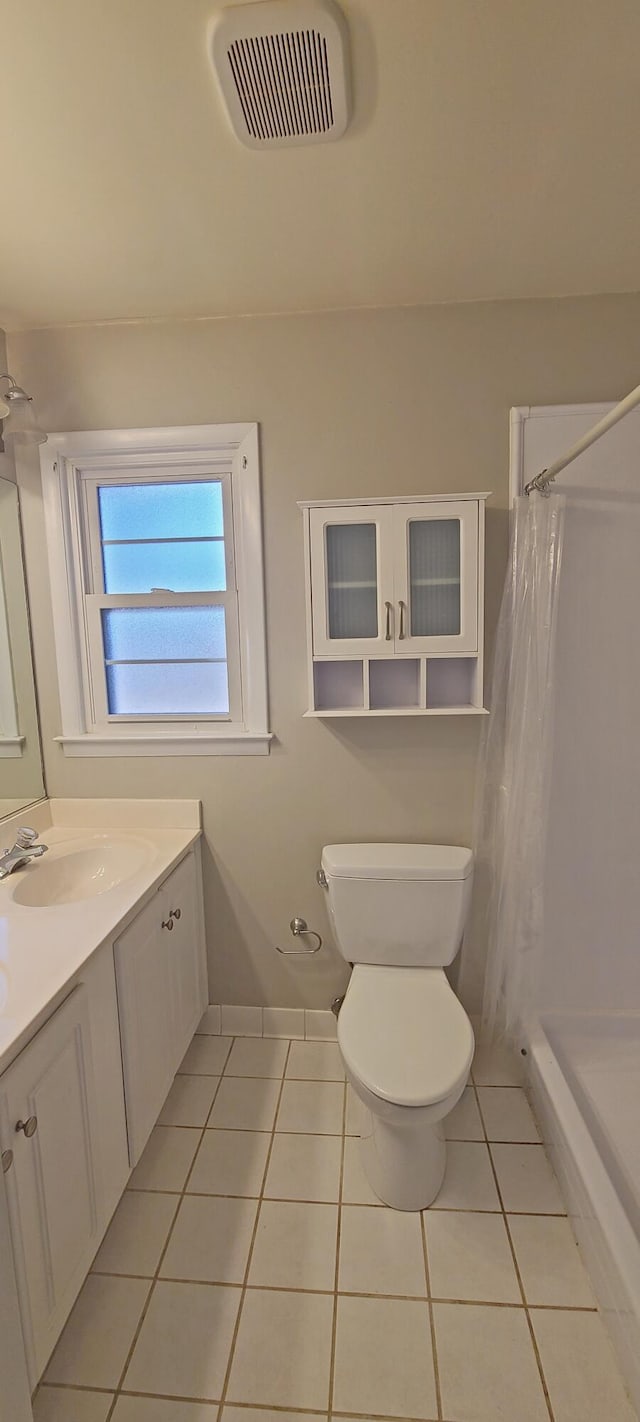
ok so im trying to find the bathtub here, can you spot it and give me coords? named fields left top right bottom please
left=527, top=1016, right=640, bottom=1413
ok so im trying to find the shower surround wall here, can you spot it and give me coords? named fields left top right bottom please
left=530, top=475, right=640, bottom=1409
left=9, top=293, right=640, bottom=1011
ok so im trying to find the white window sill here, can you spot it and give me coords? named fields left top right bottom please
left=54, top=732, right=272, bottom=758
left=0, top=736, right=26, bottom=759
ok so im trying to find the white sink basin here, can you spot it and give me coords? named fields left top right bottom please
left=11, top=838, right=154, bottom=907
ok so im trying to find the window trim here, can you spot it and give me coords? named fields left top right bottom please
left=40, top=423, right=271, bottom=756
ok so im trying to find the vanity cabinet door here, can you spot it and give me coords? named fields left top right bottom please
left=0, top=985, right=101, bottom=1384
left=115, top=847, right=207, bottom=1167
left=0, top=1168, right=32, bottom=1421
left=161, top=850, right=207, bottom=1063
left=114, top=891, right=175, bottom=1167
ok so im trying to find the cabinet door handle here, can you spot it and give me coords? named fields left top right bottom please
left=161, top=917, right=175, bottom=931
left=170, top=908, right=182, bottom=921
left=384, top=601, right=392, bottom=640
left=398, top=600, right=406, bottom=640
left=16, top=1116, right=38, bottom=1138
left=2, top=1148, right=13, bottom=1174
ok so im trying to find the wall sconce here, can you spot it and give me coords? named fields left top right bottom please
left=0, top=374, right=48, bottom=448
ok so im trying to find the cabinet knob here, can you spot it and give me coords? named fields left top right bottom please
left=170, top=908, right=182, bottom=921
left=161, top=916, right=174, bottom=931
left=16, top=1116, right=38, bottom=1138
left=2, top=1148, right=13, bottom=1174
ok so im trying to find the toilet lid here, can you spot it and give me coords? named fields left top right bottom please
left=338, top=965, right=474, bottom=1108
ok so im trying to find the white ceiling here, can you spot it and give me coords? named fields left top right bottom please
left=2, top=0, right=640, bottom=330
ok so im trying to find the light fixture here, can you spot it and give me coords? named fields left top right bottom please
left=0, top=374, right=48, bottom=447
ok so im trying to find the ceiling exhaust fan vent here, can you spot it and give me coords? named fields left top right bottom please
left=209, top=0, right=351, bottom=149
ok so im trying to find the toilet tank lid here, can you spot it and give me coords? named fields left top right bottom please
left=321, top=844, right=473, bottom=881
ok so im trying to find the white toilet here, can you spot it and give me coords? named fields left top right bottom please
left=321, top=843, right=475, bottom=1211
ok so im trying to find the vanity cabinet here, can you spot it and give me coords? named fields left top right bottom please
left=115, top=847, right=206, bottom=1165
left=0, top=838, right=206, bottom=1394
left=0, top=986, right=102, bottom=1382
left=300, top=493, right=488, bottom=715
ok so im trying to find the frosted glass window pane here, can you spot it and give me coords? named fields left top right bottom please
left=102, top=540, right=226, bottom=593
left=409, top=519, right=461, bottom=637
left=102, top=607, right=226, bottom=662
left=326, top=523, right=378, bottom=639
left=98, top=482, right=224, bottom=541
left=106, top=662, right=229, bottom=715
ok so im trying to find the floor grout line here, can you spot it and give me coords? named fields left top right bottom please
left=123, top=1177, right=570, bottom=1215
left=327, top=1078, right=348, bottom=1421
left=420, top=1211, right=443, bottom=1420
left=472, top=1080, right=556, bottom=1422
left=42, top=1377, right=450, bottom=1420
left=214, top=1038, right=295, bottom=1422
left=43, top=1050, right=614, bottom=1422
left=83, top=1266, right=599, bottom=1310
left=101, top=1033, right=236, bottom=1422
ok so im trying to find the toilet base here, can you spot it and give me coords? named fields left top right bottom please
left=360, top=1105, right=446, bottom=1211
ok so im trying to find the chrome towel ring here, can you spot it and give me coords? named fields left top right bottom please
left=275, top=917, right=323, bottom=956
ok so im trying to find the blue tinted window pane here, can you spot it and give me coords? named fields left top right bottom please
left=102, top=540, right=226, bottom=593
left=102, top=607, right=226, bottom=662
left=98, top=482, right=224, bottom=541
left=106, top=662, right=229, bottom=715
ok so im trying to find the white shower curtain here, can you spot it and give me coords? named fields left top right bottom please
left=474, top=493, right=565, bottom=1043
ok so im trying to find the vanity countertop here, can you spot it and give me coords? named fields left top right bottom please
left=0, top=799, right=202, bottom=1072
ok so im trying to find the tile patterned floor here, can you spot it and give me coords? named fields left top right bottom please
left=34, top=1031, right=637, bottom=1422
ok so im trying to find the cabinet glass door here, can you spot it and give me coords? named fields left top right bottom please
left=309, top=506, right=394, bottom=656
left=408, top=518, right=461, bottom=637
left=395, top=502, right=478, bottom=652
left=326, top=523, right=378, bottom=639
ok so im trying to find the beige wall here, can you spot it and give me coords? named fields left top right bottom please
left=8, top=294, right=640, bottom=1010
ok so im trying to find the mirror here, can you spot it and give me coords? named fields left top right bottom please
left=0, top=463, right=45, bottom=818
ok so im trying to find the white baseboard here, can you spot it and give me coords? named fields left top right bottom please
left=197, top=1004, right=338, bottom=1041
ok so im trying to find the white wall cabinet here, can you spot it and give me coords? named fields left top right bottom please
left=301, top=493, right=488, bottom=715
left=0, top=987, right=102, bottom=1383
left=115, top=848, right=207, bottom=1165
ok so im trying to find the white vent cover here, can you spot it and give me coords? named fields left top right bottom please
left=209, top=0, right=351, bottom=149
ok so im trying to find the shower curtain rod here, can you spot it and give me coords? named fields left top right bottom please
left=525, top=381, right=640, bottom=495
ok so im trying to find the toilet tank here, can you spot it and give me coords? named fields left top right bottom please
left=321, top=844, right=473, bottom=968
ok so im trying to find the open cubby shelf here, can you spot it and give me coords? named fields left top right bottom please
left=307, top=656, right=486, bottom=716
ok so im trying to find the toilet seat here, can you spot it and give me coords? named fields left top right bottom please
left=338, top=964, right=474, bottom=1109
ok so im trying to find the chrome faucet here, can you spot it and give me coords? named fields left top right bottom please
left=0, top=827, right=49, bottom=880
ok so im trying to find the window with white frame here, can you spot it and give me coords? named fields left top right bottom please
left=40, top=424, right=270, bottom=756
